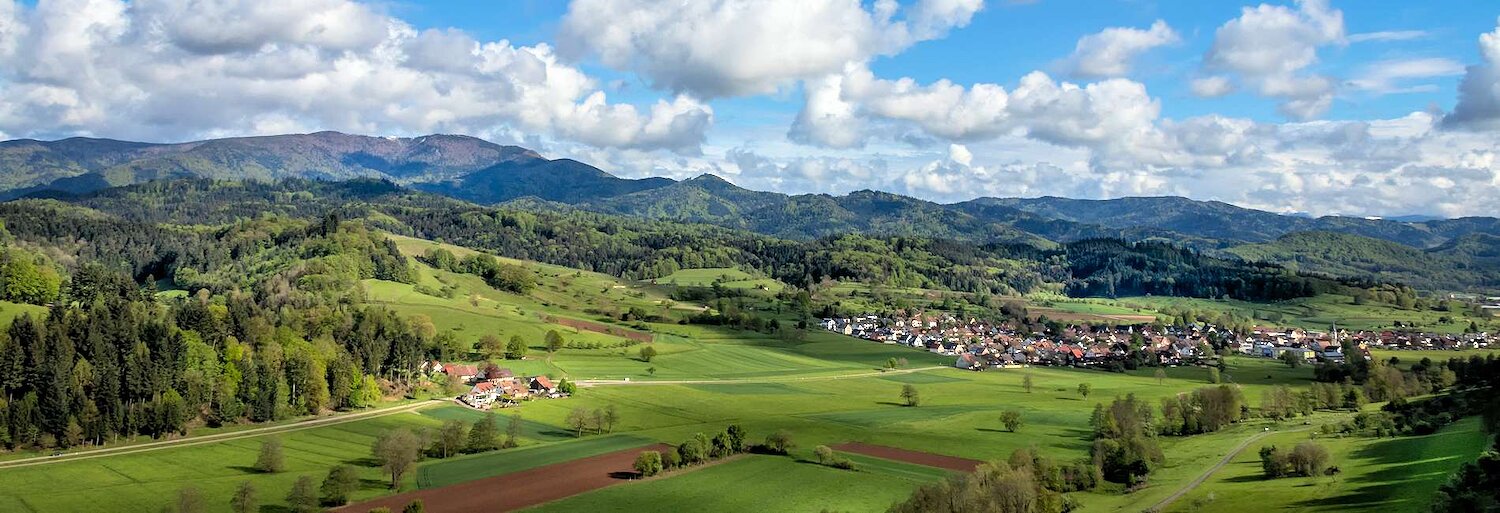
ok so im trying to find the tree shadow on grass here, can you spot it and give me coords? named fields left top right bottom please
left=975, top=427, right=1011, bottom=433
left=1223, top=474, right=1269, bottom=484
left=257, top=505, right=293, bottom=513
left=346, top=456, right=381, bottom=468
left=228, top=465, right=263, bottom=474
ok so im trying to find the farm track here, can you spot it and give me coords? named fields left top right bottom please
left=0, top=400, right=442, bottom=470
left=578, top=366, right=951, bottom=386
left=1146, top=426, right=1311, bottom=512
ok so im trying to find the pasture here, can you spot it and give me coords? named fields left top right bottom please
left=1165, top=417, right=1491, bottom=513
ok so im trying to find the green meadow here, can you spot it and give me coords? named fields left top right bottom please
left=1166, top=417, right=1492, bottom=513
left=0, top=235, right=1491, bottom=513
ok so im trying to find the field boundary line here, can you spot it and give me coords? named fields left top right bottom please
left=0, top=400, right=442, bottom=470
left=578, top=366, right=950, bottom=387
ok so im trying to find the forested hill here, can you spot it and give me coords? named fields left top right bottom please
left=1228, top=231, right=1500, bottom=292
left=974, top=196, right=1500, bottom=248
left=5, top=133, right=1498, bottom=250
left=0, top=132, right=539, bottom=196
left=2, top=178, right=1365, bottom=302
left=3, top=133, right=1498, bottom=293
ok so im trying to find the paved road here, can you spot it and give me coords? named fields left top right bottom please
left=578, top=366, right=950, bottom=386
left=1146, top=426, right=1309, bottom=512
left=0, top=400, right=441, bottom=470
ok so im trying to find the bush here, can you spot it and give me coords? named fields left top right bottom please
left=762, top=430, right=795, bottom=455
left=634, top=450, right=664, bottom=477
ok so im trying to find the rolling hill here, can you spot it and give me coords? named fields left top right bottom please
left=1226, top=231, right=1500, bottom=292
left=3, top=131, right=1499, bottom=292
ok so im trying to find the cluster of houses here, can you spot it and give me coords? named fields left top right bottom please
left=421, top=361, right=568, bottom=409
left=821, top=313, right=1493, bottom=371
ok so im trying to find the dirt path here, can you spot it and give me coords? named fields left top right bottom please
left=1146, top=427, right=1306, bottom=512
left=341, top=443, right=673, bottom=513
left=831, top=442, right=984, bottom=472
left=0, top=400, right=441, bottom=470
left=578, top=366, right=950, bottom=387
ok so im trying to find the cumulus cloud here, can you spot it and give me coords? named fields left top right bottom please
left=1443, top=18, right=1500, bottom=130
left=0, top=0, right=712, bottom=153
left=1190, top=76, right=1236, bottom=97
left=1063, top=20, right=1178, bottom=79
left=1202, top=0, right=1345, bottom=119
left=558, top=0, right=983, bottom=98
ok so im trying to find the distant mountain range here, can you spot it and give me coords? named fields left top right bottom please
left=4, top=131, right=1498, bottom=291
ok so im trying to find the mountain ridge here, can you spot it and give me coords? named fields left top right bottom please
left=3, top=132, right=1497, bottom=255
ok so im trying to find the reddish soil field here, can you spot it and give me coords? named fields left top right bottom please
left=342, top=443, right=672, bottom=513
left=547, top=315, right=654, bottom=343
left=831, top=442, right=984, bottom=472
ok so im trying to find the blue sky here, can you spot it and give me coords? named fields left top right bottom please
left=3, top=0, right=1500, bottom=216
left=392, top=0, right=1485, bottom=123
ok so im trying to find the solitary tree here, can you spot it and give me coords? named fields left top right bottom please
left=504, top=412, right=523, bottom=448
left=1077, top=383, right=1093, bottom=399
left=1000, top=410, right=1024, bottom=432
left=901, top=384, right=921, bottom=407
left=1154, top=368, right=1167, bottom=385
left=567, top=407, right=592, bottom=437
left=320, top=464, right=359, bottom=506
left=229, top=481, right=257, bottom=513
left=168, top=487, right=205, bottom=513
left=373, top=429, right=422, bottom=489
left=634, top=450, right=664, bottom=477
left=254, top=438, right=285, bottom=473
left=885, top=357, right=899, bottom=370
left=286, top=476, right=319, bottom=513
left=434, top=419, right=467, bottom=458
left=505, top=335, right=528, bottom=360
left=763, top=430, right=795, bottom=455
left=639, top=345, right=658, bottom=362
left=465, top=413, right=500, bottom=453
left=477, top=334, right=506, bottom=361
left=545, top=330, right=565, bottom=353
left=1022, top=374, right=1034, bottom=393
left=603, top=404, right=620, bottom=433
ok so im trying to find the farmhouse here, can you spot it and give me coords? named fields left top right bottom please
left=441, top=363, right=480, bottom=384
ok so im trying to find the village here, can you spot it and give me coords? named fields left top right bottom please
left=421, top=360, right=572, bottom=409
left=821, top=313, right=1495, bottom=371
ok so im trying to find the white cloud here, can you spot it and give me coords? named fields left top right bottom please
left=948, top=143, right=973, bottom=166
left=558, top=0, right=983, bottom=98
left=1444, top=18, right=1500, bottom=130
left=1347, top=58, right=1464, bottom=94
left=1202, top=0, right=1344, bottom=120
left=0, top=0, right=712, bottom=153
left=1347, top=30, right=1427, bottom=43
left=1190, top=76, right=1236, bottom=97
left=1063, top=20, right=1178, bottom=79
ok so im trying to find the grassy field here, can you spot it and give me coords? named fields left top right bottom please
left=0, top=300, right=47, bottom=327
left=1114, top=294, right=1499, bottom=333
left=654, top=267, right=784, bottom=292
left=1369, top=348, right=1498, bottom=367
left=1166, top=417, right=1491, bottom=513
left=4, top=235, right=1490, bottom=513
